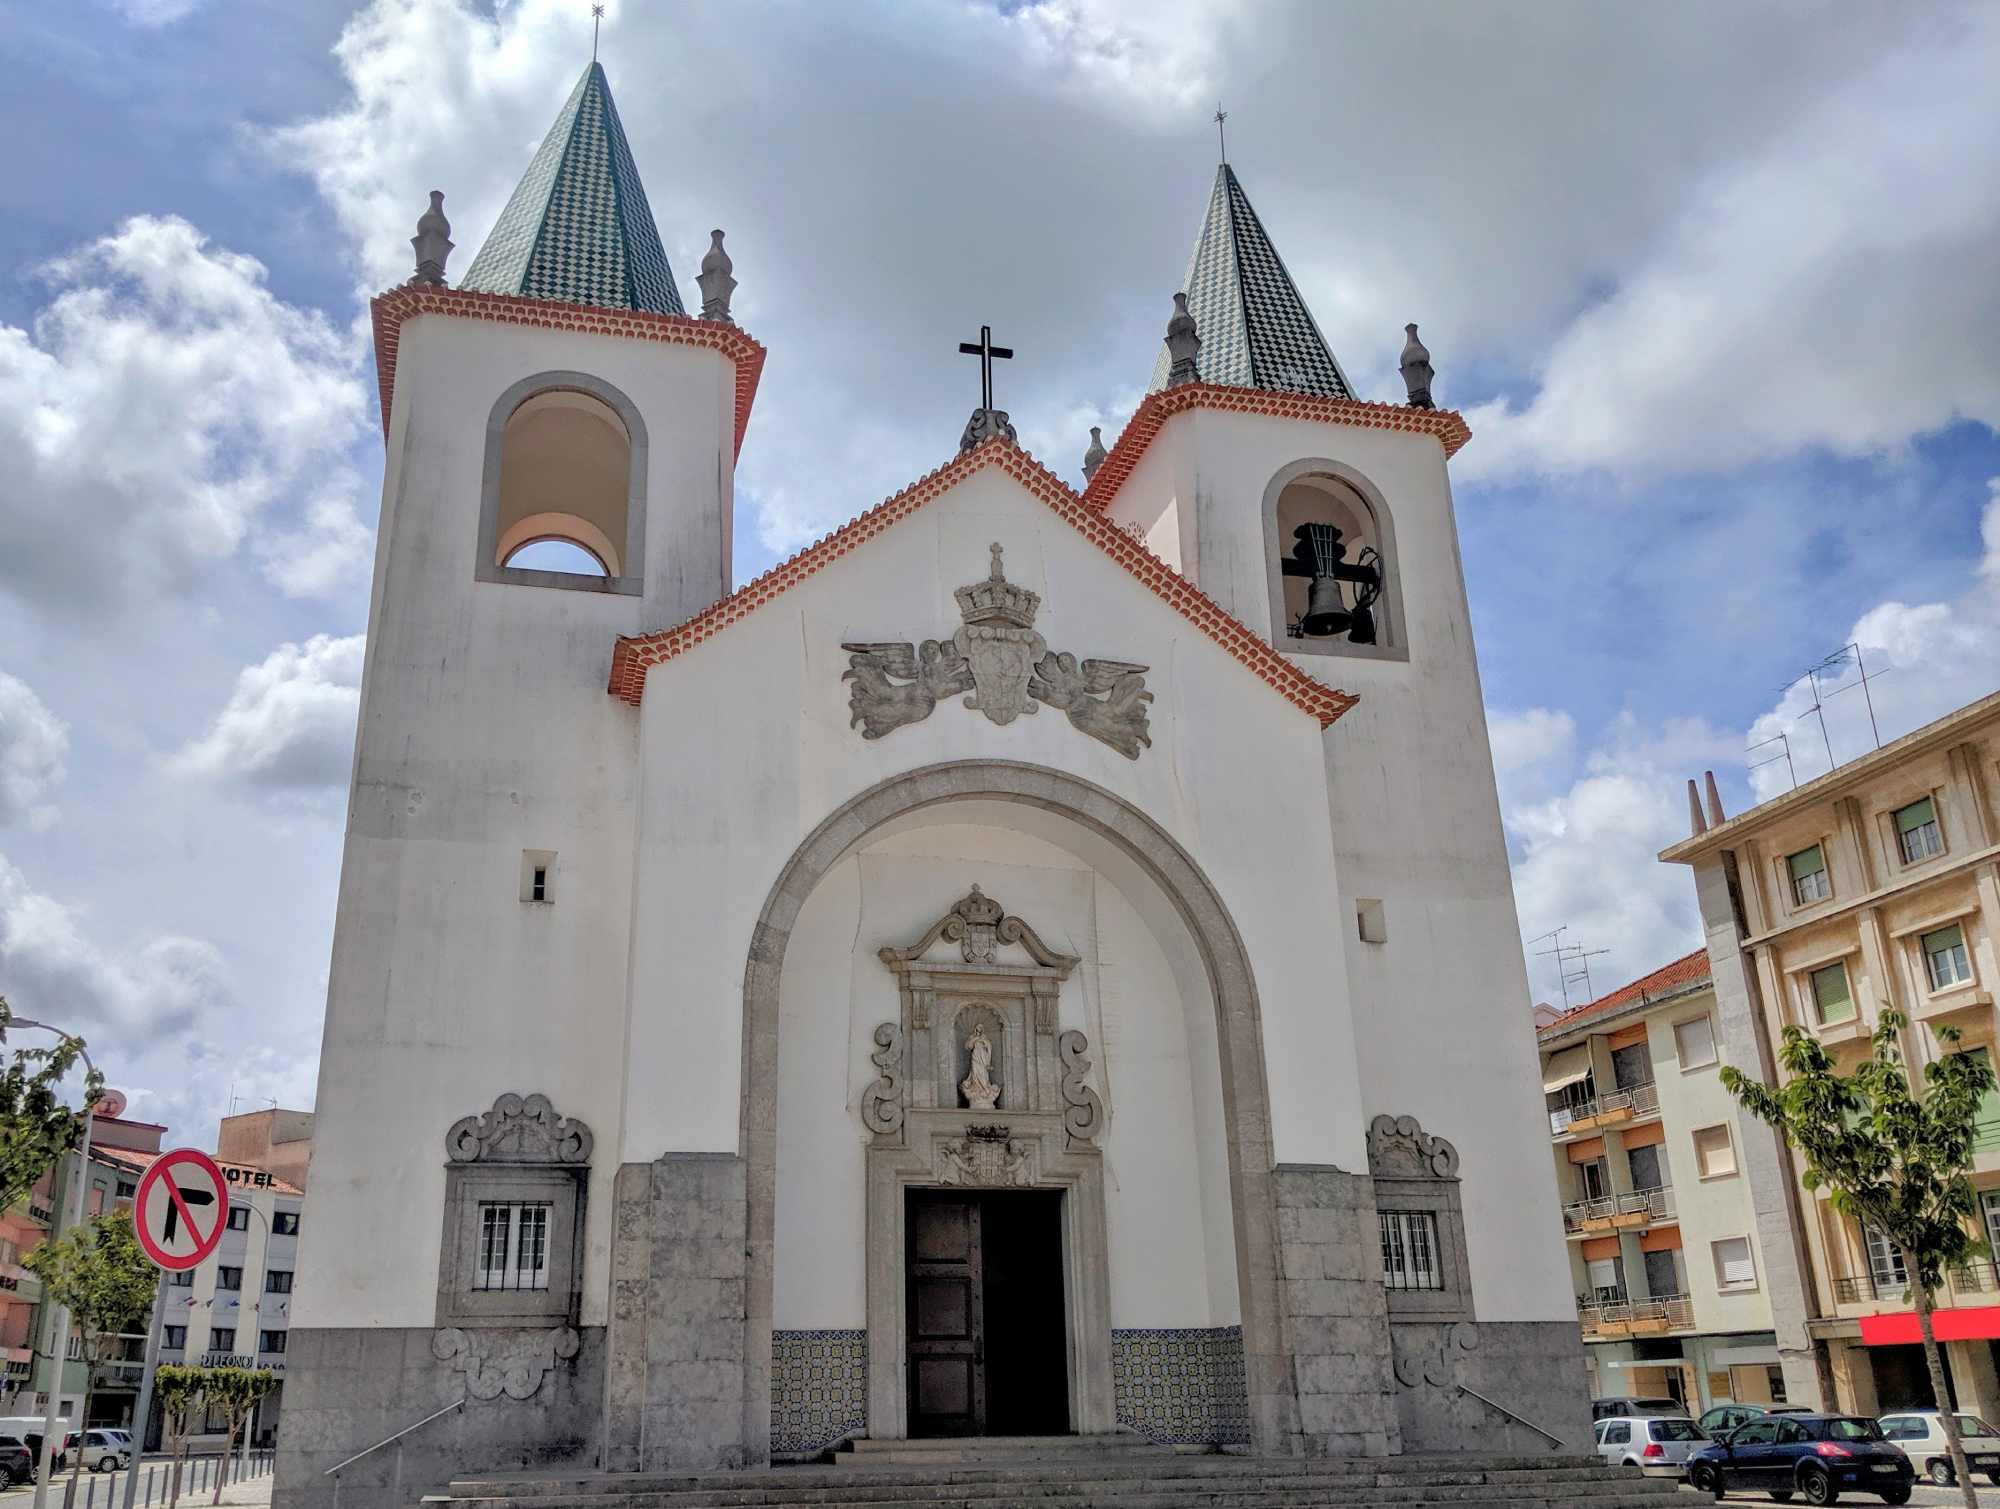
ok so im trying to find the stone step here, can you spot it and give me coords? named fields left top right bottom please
left=437, top=1491, right=1677, bottom=1509
left=836, top=1439, right=1169, bottom=1468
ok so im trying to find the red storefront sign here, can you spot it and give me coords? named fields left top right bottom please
left=1859, top=1306, right=2000, bottom=1345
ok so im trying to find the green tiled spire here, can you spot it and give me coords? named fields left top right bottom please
left=460, top=63, right=685, bottom=316
left=1149, top=164, right=1351, bottom=400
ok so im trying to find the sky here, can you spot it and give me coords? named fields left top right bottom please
left=0, top=0, right=1997, bottom=1140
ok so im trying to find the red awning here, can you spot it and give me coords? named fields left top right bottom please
left=1860, top=1306, right=2000, bottom=1345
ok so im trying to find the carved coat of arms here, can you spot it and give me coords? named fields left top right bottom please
left=842, top=544, right=1153, bottom=759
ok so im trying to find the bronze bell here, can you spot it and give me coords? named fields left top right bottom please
left=1294, top=522, right=1353, bottom=638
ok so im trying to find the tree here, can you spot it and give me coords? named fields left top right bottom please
left=0, top=996, right=102, bottom=1216
left=23, top=1212, right=160, bottom=1502
left=1723, top=1008, right=1994, bottom=1507
left=155, top=1365, right=208, bottom=1509
left=198, top=1368, right=276, bottom=1505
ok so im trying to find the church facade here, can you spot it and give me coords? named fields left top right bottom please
left=275, top=63, right=1586, bottom=1509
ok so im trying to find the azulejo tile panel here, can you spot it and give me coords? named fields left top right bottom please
left=1110, top=1326, right=1248, bottom=1446
left=771, top=1329, right=868, bottom=1455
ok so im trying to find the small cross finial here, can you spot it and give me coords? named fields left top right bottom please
left=591, top=3, right=604, bottom=61
left=1213, top=104, right=1227, bottom=163
left=988, top=542, right=1005, bottom=581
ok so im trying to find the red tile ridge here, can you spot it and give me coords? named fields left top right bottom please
left=368, top=284, right=767, bottom=459
left=607, top=437, right=1360, bottom=730
left=1079, top=382, right=1472, bottom=513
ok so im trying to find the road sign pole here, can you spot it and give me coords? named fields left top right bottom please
left=34, top=1109, right=95, bottom=1509
left=119, top=1272, right=168, bottom=1509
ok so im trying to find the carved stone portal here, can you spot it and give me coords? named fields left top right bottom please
left=841, top=544, right=1153, bottom=758
left=431, top=1324, right=581, bottom=1401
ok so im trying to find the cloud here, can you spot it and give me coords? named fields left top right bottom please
left=0, top=672, right=68, bottom=831
left=105, top=0, right=204, bottom=24
left=256, top=479, right=376, bottom=599
left=0, top=852, right=222, bottom=1045
left=168, top=635, right=363, bottom=790
left=0, top=216, right=367, bottom=615
left=1487, top=707, right=1575, bottom=778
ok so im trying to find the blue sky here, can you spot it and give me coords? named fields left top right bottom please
left=1, top=0, right=1996, bottom=1137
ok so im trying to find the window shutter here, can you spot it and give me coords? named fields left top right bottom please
left=1896, top=798, right=1935, bottom=835
left=1788, top=846, right=1824, bottom=881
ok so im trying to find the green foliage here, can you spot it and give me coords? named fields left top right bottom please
left=22, top=1211, right=157, bottom=1357
left=0, top=996, right=103, bottom=1215
left=1721, top=1009, right=1994, bottom=1291
left=154, top=1363, right=207, bottom=1419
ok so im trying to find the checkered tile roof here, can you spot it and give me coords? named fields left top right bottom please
left=1148, top=165, right=1351, bottom=401
left=460, top=63, right=685, bottom=316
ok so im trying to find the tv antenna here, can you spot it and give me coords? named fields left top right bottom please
left=1780, top=643, right=1888, bottom=773
left=1527, top=926, right=1612, bottom=1011
left=1746, top=731, right=1798, bottom=792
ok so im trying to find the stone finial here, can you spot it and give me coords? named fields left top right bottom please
left=409, top=190, right=453, bottom=287
left=696, top=228, right=736, bottom=322
left=1703, top=770, right=1726, bottom=827
left=1081, top=425, right=1107, bottom=483
left=1400, top=322, right=1435, bottom=409
left=1164, top=292, right=1201, bottom=387
left=1687, top=779, right=1709, bottom=837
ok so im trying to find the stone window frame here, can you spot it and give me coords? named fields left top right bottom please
left=436, top=1092, right=593, bottom=1328
left=475, top=370, right=650, bottom=597
left=1366, top=1114, right=1473, bottom=1323
left=1259, top=456, right=1410, bottom=664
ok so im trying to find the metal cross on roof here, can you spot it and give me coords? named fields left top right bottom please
left=957, top=325, right=1013, bottom=413
left=1214, top=104, right=1228, bottom=164
left=591, top=3, right=604, bottom=60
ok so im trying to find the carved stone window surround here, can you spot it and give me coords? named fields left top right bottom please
left=436, top=1093, right=592, bottom=1329
left=1368, top=1113, right=1474, bottom=1324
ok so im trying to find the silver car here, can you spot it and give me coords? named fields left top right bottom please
left=1594, top=1412, right=1709, bottom=1477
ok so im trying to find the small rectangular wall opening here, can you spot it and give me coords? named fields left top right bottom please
left=1357, top=899, right=1387, bottom=944
left=521, top=850, right=556, bottom=904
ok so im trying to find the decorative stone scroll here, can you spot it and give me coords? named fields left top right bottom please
left=1368, top=1114, right=1459, bottom=1179
left=446, top=1092, right=593, bottom=1164
left=861, top=1023, right=905, bottom=1135
left=841, top=544, right=1153, bottom=759
left=432, top=1324, right=580, bottom=1401
left=1059, top=1030, right=1105, bottom=1141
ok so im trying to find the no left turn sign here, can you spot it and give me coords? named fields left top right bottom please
left=133, top=1148, right=230, bottom=1271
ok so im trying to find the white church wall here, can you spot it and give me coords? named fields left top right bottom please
left=769, top=813, right=1238, bottom=1332
left=1101, top=438, right=1189, bottom=576
left=624, top=463, right=1368, bottom=1190
left=297, top=314, right=740, bottom=1330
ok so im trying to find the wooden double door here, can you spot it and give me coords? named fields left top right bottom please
left=906, top=1188, right=1069, bottom=1437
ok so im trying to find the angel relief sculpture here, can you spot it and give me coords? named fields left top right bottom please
left=841, top=544, right=1153, bottom=759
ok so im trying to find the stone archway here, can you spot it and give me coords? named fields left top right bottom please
left=739, top=761, right=1295, bottom=1457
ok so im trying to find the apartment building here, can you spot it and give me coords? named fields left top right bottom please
left=1541, top=954, right=1790, bottom=1411
left=1662, top=686, right=2000, bottom=1419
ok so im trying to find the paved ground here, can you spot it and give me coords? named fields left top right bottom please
left=1685, top=1477, right=2000, bottom=1503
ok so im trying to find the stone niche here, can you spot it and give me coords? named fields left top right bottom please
left=859, top=885, right=1114, bottom=1439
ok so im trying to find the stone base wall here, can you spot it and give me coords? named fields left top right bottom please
left=1270, top=1164, right=1399, bottom=1456
left=605, top=1153, right=754, bottom=1471
left=771, top=1330, right=868, bottom=1456
left=1111, top=1326, right=1248, bottom=1446
left=271, top=1326, right=604, bottom=1509
left=1390, top=1320, right=1591, bottom=1454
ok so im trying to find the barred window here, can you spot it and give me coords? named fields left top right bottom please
left=1380, top=1209, right=1443, bottom=1291
left=475, top=1201, right=552, bottom=1292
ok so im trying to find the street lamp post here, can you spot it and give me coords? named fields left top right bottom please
left=12, top=1019, right=97, bottom=1509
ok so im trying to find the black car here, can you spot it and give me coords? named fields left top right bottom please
left=1688, top=1412, right=1914, bottom=1505
left=0, top=1434, right=32, bottom=1486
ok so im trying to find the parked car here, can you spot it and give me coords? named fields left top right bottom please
left=1698, top=1402, right=1814, bottom=1434
left=1877, top=1410, right=2000, bottom=1488
left=0, top=1435, right=32, bottom=1486
left=64, top=1429, right=132, bottom=1472
left=0, top=1418, right=65, bottom=1472
left=1592, top=1413, right=1708, bottom=1477
left=1590, top=1395, right=1686, bottom=1422
left=1688, top=1413, right=1914, bottom=1505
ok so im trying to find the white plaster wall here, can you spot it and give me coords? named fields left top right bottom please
left=1116, top=409, right=1576, bottom=1323
left=294, top=312, right=739, bottom=1330
left=770, top=810, right=1239, bottom=1331
left=624, top=463, right=1366, bottom=1192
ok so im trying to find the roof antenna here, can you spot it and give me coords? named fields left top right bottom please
left=1213, top=104, right=1228, bottom=165
left=591, top=2, right=604, bottom=62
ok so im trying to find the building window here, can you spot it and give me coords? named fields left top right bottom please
left=227, top=1206, right=250, bottom=1231
left=258, top=1331, right=287, bottom=1355
left=1922, top=924, right=1973, bottom=991
left=521, top=850, right=556, bottom=905
left=272, top=1211, right=300, bottom=1237
left=209, top=1328, right=235, bottom=1354
left=1864, top=1225, right=1908, bottom=1290
left=439, top=1092, right=591, bottom=1327
left=475, top=1202, right=552, bottom=1292
left=1674, top=1015, right=1718, bottom=1071
left=1712, top=1236, right=1757, bottom=1290
left=1894, top=796, right=1944, bottom=865
left=264, top=1270, right=293, bottom=1295
left=215, top=1267, right=241, bottom=1291
left=114, top=1180, right=136, bottom=1200
left=1355, top=899, right=1387, bottom=945
left=169, top=1270, right=194, bottom=1288
left=1788, top=844, right=1831, bottom=905
left=65, top=1334, right=81, bottom=1361
left=1586, top=1255, right=1626, bottom=1302
left=163, top=1327, right=186, bottom=1350
left=1694, top=1124, right=1738, bottom=1180
left=1980, top=1190, right=2000, bottom=1263
left=1809, top=961, right=1857, bottom=1026
left=1378, top=1210, right=1443, bottom=1291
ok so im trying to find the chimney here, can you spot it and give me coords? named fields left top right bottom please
left=1703, top=770, right=1726, bottom=827
left=1687, top=779, right=1709, bottom=836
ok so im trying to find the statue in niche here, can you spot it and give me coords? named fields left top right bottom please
left=960, top=1023, right=1001, bottom=1111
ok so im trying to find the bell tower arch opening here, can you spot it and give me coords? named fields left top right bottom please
left=1261, top=457, right=1406, bottom=661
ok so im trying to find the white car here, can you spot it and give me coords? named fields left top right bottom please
left=1877, top=1410, right=2000, bottom=1487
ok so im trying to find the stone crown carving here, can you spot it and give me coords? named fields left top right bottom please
left=880, top=885, right=1080, bottom=974
left=1368, top=1113, right=1458, bottom=1180
left=447, top=1093, right=594, bottom=1165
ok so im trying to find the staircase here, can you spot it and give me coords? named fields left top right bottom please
left=435, top=1441, right=1685, bottom=1509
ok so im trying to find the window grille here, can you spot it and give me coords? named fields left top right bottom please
left=475, top=1201, right=553, bottom=1292
left=1379, top=1209, right=1443, bottom=1291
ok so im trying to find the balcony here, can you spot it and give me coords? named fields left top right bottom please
left=1949, top=1262, right=2000, bottom=1298
left=1579, top=1293, right=1696, bottom=1338
left=1562, top=1185, right=1676, bottom=1235
left=1833, top=1272, right=1909, bottom=1305
left=1564, top=1081, right=1660, bottom=1134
